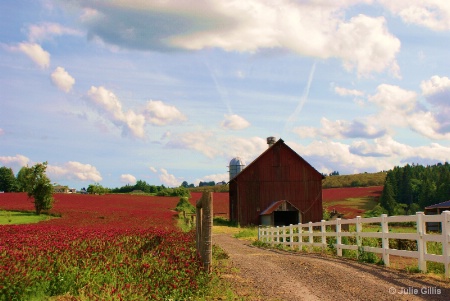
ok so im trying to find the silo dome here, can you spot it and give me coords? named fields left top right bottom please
left=229, top=157, right=246, bottom=180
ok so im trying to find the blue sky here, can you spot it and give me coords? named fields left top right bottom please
left=1, top=0, right=450, bottom=189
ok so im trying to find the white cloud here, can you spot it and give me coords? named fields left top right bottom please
left=225, top=136, right=267, bottom=163
left=120, top=174, right=137, bottom=185
left=143, top=100, right=187, bottom=126
left=421, top=75, right=450, bottom=98
left=330, top=14, right=401, bottom=76
left=0, top=154, right=30, bottom=170
left=220, top=114, right=250, bottom=130
left=367, top=84, right=418, bottom=130
left=290, top=137, right=450, bottom=175
left=159, top=168, right=181, bottom=187
left=334, top=86, right=364, bottom=97
left=379, top=0, right=450, bottom=31
left=27, top=22, right=82, bottom=42
left=12, top=42, right=50, bottom=69
left=195, top=172, right=228, bottom=186
left=51, top=67, right=75, bottom=93
left=293, top=117, right=386, bottom=139
left=149, top=166, right=157, bottom=173
left=47, top=161, right=103, bottom=182
left=86, top=86, right=146, bottom=138
left=71, top=0, right=400, bottom=75
left=0, top=128, right=4, bottom=136
left=166, top=131, right=220, bottom=158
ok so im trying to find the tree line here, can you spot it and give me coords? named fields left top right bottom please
left=379, top=162, right=450, bottom=215
left=0, top=163, right=54, bottom=215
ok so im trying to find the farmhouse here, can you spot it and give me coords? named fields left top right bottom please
left=424, top=200, right=450, bottom=232
left=229, top=137, right=323, bottom=226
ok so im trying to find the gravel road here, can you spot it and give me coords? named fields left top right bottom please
left=213, top=233, right=450, bottom=301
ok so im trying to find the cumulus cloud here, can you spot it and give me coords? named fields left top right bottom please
left=290, top=137, right=450, bottom=176
left=165, top=131, right=220, bottom=158
left=294, top=78, right=450, bottom=142
left=51, top=67, right=75, bottom=93
left=120, top=174, right=137, bottom=185
left=420, top=75, right=450, bottom=97
left=334, top=86, right=364, bottom=97
left=0, top=154, right=30, bottom=170
left=159, top=168, right=181, bottom=187
left=69, top=0, right=400, bottom=75
left=195, top=172, right=228, bottom=186
left=47, top=161, right=103, bottom=182
left=86, top=86, right=146, bottom=138
left=294, top=118, right=386, bottom=139
left=220, top=114, right=250, bottom=130
left=225, top=136, right=268, bottom=163
left=379, top=0, right=450, bottom=31
left=27, top=22, right=82, bottom=42
left=11, top=42, right=50, bottom=69
left=149, top=166, right=158, bottom=173
left=143, top=100, right=187, bottom=126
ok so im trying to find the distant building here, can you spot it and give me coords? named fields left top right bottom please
left=229, top=137, right=323, bottom=226
left=425, top=200, right=450, bottom=232
left=53, top=185, right=69, bottom=193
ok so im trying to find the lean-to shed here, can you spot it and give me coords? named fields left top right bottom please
left=229, top=138, right=323, bottom=226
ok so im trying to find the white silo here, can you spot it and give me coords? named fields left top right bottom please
left=229, top=157, right=246, bottom=180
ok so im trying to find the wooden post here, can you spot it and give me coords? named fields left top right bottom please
left=196, top=199, right=202, bottom=255
left=202, top=192, right=213, bottom=273
left=196, top=192, right=213, bottom=273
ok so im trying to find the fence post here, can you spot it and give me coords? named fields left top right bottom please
left=321, top=220, right=326, bottom=251
left=443, top=211, right=450, bottom=278
left=195, top=192, right=212, bottom=273
left=289, top=224, right=294, bottom=249
left=416, top=212, right=427, bottom=273
left=336, top=218, right=342, bottom=257
left=381, top=214, right=390, bottom=267
left=273, top=226, right=280, bottom=245
left=196, top=200, right=202, bottom=255
left=298, top=222, right=302, bottom=250
left=356, top=216, right=362, bottom=259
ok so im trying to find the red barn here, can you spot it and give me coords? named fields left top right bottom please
left=229, top=138, right=323, bottom=226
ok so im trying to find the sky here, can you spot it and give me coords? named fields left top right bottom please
left=1, top=0, right=450, bottom=189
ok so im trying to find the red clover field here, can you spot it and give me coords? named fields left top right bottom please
left=0, top=192, right=228, bottom=301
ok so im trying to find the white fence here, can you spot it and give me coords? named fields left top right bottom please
left=258, top=211, right=450, bottom=278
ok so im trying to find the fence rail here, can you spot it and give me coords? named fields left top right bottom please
left=258, top=211, right=450, bottom=278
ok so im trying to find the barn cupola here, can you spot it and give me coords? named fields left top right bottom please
left=267, top=136, right=276, bottom=148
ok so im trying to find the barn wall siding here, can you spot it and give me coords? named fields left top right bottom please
left=230, top=140, right=323, bottom=226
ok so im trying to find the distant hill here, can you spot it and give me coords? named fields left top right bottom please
left=322, top=172, right=387, bottom=188
left=189, top=172, right=387, bottom=193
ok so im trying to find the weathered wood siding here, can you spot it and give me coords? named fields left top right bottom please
left=229, top=140, right=323, bottom=226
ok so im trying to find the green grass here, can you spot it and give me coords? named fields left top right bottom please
left=0, top=210, right=55, bottom=225
left=326, top=197, right=378, bottom=212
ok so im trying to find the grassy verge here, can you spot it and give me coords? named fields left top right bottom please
left=0, top=210, right=56, bottom=225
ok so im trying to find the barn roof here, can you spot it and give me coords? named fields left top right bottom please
left=260, top=200, right=299, bottom=216
left=229, top=138, right=324, bottom=182
left=425, top=200, right=450, bottom=209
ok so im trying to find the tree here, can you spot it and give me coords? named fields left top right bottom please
left=380, top=180, right=397, bottom=215
left=23, top=162, right=55, bottom=215
left=0, top=166, right=17, bottom=192
left=16, top=166, right=30, bottom=192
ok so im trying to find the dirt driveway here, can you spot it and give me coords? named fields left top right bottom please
left=213, top=233, right=450, bottom=301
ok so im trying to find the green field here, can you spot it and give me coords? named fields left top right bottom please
left=0, top=210, right=54, bottom=225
